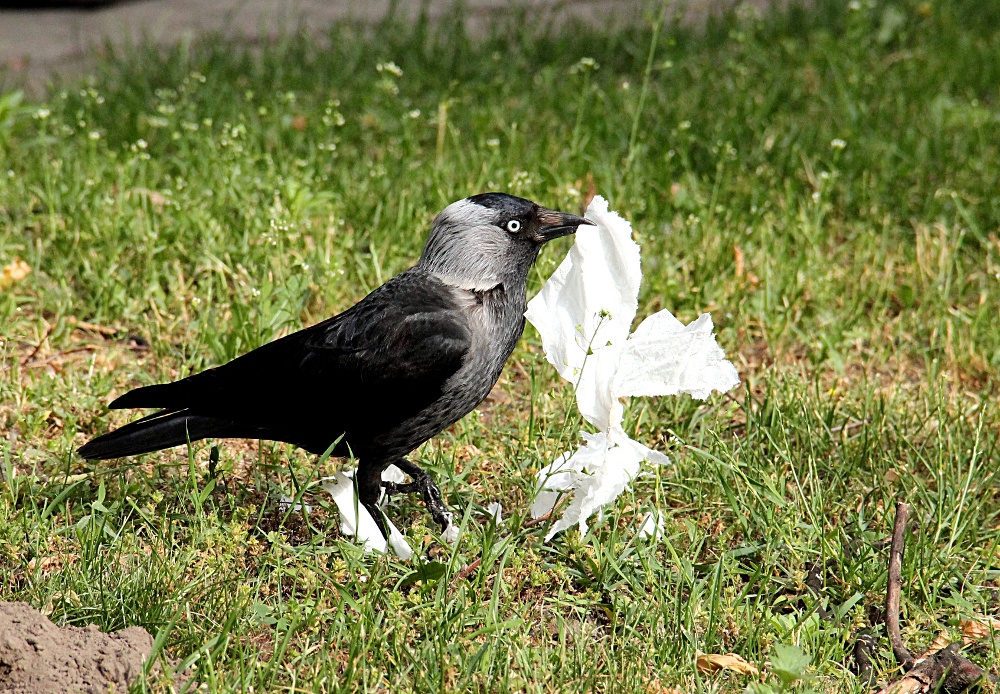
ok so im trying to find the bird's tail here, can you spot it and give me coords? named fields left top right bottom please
left=77, top=410, right=234, bottom=460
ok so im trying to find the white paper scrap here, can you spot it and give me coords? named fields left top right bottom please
left=277, top=495, right=312, bottom=514
left=441, top=522, right=460, bottom=545
left=485, top=501, right=503, bottom=524
left=320, top=466, right=414, bottom=560
left=637, top=510, right=665, bottom=541
left=525, top=195, right=739, bottom=540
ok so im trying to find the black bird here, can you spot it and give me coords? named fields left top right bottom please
left=79, top=193, right=592, bottom=538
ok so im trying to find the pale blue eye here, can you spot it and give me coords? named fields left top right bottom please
left=506, top=220, right=521, bottom=233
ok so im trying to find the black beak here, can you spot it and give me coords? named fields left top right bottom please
left=533, top=207, right=595, bottom=243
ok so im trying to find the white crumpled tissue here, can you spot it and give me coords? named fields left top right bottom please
left=524, top=195, right=740, bottom=540
left=321, top=466, right=415, bottom=560
left=321, top=464, right=461, bottom=559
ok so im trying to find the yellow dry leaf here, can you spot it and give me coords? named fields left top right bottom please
left=695, top=651, right=759, bottom=676
left=0, top=257, right=30, bottom=289
left=961, top=618, right=1000, bottom=644
left=916, top=629, right=950, bottom=659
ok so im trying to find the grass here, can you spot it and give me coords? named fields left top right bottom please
left=1, top=0, right=1000, bottom=690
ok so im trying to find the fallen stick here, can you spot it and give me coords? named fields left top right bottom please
left=522, top=495, right=570, bottom=529
left=876, top=501, right=990, bottom=694
left=451, top=558, right=482, bottom=585
left=20, top=322, right=56, bottom=366
left=886, top=502, right=915, bottom=672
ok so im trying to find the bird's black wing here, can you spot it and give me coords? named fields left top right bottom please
left=109, top=269, right=472, bottom=453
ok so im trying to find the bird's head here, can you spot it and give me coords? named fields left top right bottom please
left=419, top=193, right=593, bottom=291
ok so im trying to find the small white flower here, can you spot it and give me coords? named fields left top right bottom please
left=35, top=108, right=50, bottom=120
left=831, top=138, right=847, bottom=150
left=486, top=138, right=500, bottom=148
left=136, top=139, right=148, bottom=149
left=88, top=131, right=100, bottom=140
left=376, top=61, right=403, bottom=77
left=407, top=109, right=421, bottom=119
left=570, top=57, right=600, bottom=74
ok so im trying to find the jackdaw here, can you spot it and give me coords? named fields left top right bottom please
left=78, top=193, right=593, bottom=538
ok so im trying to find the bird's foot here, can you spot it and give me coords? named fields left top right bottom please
left=382, top=481, right=420, bottom=497
left=385, top=459, right=454, bottom=534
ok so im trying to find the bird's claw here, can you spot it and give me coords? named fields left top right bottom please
left=382, top=461, right=453, bottom=533
left=382, top=481, right=420, bottom=497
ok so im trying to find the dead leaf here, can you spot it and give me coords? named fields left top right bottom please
left=696, top=651, right=759, bottom=676
left=1, top=257, right=31, bottom=289
left=734, top=245, right=745, bottom=279
left=885, top=468, right=900, bottom=483
left=916, top=629, right=950, bottom=659
left=961, top=618, right=1000, bottom=644
left=291, top=115, right=308, bottom=131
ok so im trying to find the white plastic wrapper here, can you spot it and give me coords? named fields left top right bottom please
left=637, top=510, right=666, bottom=540
left=277, top=495, right=312, bottom=514
left=525, top=195, right=740, bottom=540
left=320, top=465, right=414, bottom=560
left=485, top=501, right=503, bottom=524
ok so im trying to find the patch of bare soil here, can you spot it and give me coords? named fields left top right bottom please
left=0, top=602, right=152, bottom=694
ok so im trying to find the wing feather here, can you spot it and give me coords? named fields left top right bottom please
left=108, top=268, right=471, bottom=453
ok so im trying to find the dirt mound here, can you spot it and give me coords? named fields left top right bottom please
left=0, top=602, right=153, bottom=694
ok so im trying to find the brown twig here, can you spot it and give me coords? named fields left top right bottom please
left=451, top=558, right=481, bottom=586
left=876, top=644, right=987, bottom=694
left=523, top=511, right=553, bottom=529
left=876, top=501, right=991, bottom=694
left=887, top=501, right=915, bottom=671
left=522, top=495, right=570, bottom=529
left=23, top=345, right=98, bottom=369
left=20, top=322, right=56, bottom=367
left=71, top=318, right=119, bottom=336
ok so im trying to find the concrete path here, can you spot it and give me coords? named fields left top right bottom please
left=0, top=0, right=772, bottom=92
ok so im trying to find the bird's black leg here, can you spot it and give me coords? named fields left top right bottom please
left=356, top=463, right=390, bottom=540
left=383, top=458, right=453, bottom=532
